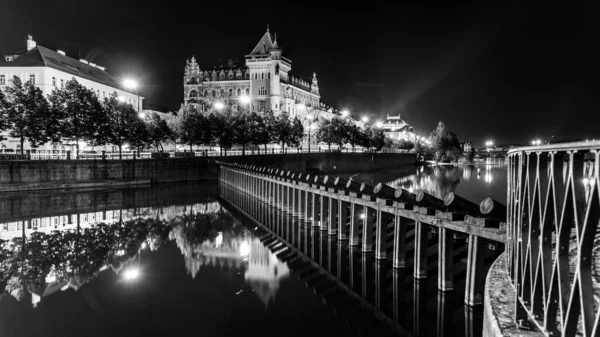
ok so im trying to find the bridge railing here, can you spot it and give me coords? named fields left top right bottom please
left=507, top=141, right=600, bottom=336
left=216, top=161, right=508, bottom=307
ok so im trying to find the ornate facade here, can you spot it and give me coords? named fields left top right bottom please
left=183, top=27, right=328, bottom=121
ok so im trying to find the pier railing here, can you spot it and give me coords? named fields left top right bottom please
left=216, top=161, right=507, bottom=307
left=507, top=141, right=600, bottom=336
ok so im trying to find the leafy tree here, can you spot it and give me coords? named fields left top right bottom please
left=48, top=78, right=107, bottom=158
left=208, top=113, right=234, bottom=155
left=103, top=93, right=140, bottom=159
left=272, top=113, right=295, bottom=151
left=248, top=112, right=270, bottom=154
left=0, top=89, right=8, bottom=141
left=126, top=119, right=149, bottom=155
left=3, top=77, right=56, bottom=154
left=345, top=123, right=366, bottom=151
left=316, top=117, right=348, bottom=151
left=180, top=113, right=210, bottom=152
left=262, top=111, right=278, bottom=152
left=429, top=121, right=462, bottom=162
left=145, top=113, right=172, bottom=151
left=232, top=113, right=252, bottom=155
left=367, top=128, right=386, bottom=151
left=288, top=117, right=304, bottom=148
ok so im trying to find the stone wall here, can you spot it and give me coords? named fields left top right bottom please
left=0, top=152, right=415, bottom=191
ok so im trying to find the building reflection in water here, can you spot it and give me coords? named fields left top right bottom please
left=0, top=195, right=290, bottom=310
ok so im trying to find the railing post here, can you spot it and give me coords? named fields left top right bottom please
left=362, top=206, right=374, bottom=253
left=375, top=209, right=388, bottom=260
left=327, top=194, right=337, bottom=236
left=414, top=221, right=428, bottom=279
left=337, top=200, right=348, bottom=241
left=319, top=194, right=329, bottom=231
left=393, top=215, right=407, bottom=268
left=311, top=190, right=319, bottom=227
left=465, top=234, right=484, bottom=306
left=438, top=227, right=454, bottom=291
left=305, top=190, right=312, bottom=224
left=349, top=203, right=360, bottom=246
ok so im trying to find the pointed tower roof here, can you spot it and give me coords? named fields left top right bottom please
left=272, top=32, right=279, bottom=50
left=249, top=27, right=275, bottom=55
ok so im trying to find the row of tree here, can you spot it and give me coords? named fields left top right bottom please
left=0, top=76, right=171, bottom=158
left=314, top=117, right=386, bottom=151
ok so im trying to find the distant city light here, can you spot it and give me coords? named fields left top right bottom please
left=531, top=139, right=542, bottom=146
left=215, top=232, right=223, bottom=248
left=123, top=79, right=138, bottom=90
left=361, top=116, right=369, bottom=123
left=359, top=213, right=366, bottom=219
left=141, top=242, right=147, bottom=250
left=239, top=95, right=251, bottom=104
left=485, top=140, right=494, bottom=147
left=341, top=110, right=349, bottom=117
left=214, top=102, right=225, bottom=111
left=375, top=121, right=383, bottom=128
left=239, top=241, right=251, bottom=257
left=123, top=268, right=140, bottom=281
left=138, top=112, right=146, bottom=119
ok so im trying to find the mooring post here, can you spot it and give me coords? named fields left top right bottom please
left=375, top=209, right=388, bottom=260
left=361, top=206, right=374, bottom=253
left=393, top=215, right=407, bottom=268
left=464, top=234, right=484, bottom=306
left=414, top=221, right=428, bottom=279
left=319, top=194, right=329, bottom=231
left=349, top=203, right=360, bottom=246
left=438, top=227, right=454, bottom=291
left=327, top=194, right=337, bottom=236
left=338, top=200, right=348, bottom=241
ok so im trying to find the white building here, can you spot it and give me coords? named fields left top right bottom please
left=381, top=114, right=415, bottom=141
left=0, top=36, right=144, bottom=153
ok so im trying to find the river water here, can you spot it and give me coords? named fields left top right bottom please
left=0, top=161, right=507, bottom=337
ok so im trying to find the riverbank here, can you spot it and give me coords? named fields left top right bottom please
left=0, top=152, right=416, bottom=192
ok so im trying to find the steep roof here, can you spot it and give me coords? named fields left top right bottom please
left=0, top=45, right=126, bottom=92
left=248, top=29, right=278, bottom=55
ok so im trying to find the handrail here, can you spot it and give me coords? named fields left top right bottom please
left=507, top=141, right=600, bottom=336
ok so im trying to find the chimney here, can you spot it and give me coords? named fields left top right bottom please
left=26, top=35, right=36, bottom=51
left=57, top=50, right=65, bottom=55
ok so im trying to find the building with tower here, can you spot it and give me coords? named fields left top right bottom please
left=183, top=27, right=340, bottom=124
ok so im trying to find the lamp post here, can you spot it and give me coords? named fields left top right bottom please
left=240, top=95, right=252, bottom=112
left=123, top=79, right=142, bottom=118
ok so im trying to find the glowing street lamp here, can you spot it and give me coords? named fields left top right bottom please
left=375, top=121, right=383, bottom=128
left=214, top=101, right=225, bottom=111
left=531, top=139, right=542, bottom=146
left=361, top=116, right=369, bottom=123
left=123, top=267, right=140, bottom=281
left=341, top=109, right=349, bottom=117
left=138, top=112, right=146, bottom=119
left=117, top=95, right=126, bottom=102
left=239, top=95, right=251, bottom=104
left=122, top=78, right=140, bottom=113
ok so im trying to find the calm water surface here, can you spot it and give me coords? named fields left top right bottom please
left=0, top=162, right=506, bottom=337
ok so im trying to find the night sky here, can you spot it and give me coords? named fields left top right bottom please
left=0, top=2, right=597, bottom=147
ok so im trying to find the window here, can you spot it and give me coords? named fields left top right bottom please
left=189, top=90, right=198, bottom=98
left=220, top=89, right=224, bottom=97
left=237, top=88, right=241, bottom=96
left=268, top=73, right=270, bottom=79
left=258, top=101, right=266, bottom=112
left=259, top=86, right=267, bottom=95
left=245, top=88, right=249, bottom=95
left=0, top=75, right=5, bottom=85
left=228, top=89, right=232, bottom=96
left=29, top=74, right=35, bottom=84
left=60, top=79, right=64, bottom=88
left=212, top=90, right=216, bottom=97
left=261, top=73, right=264, bottom=80
left=204, top=90, right=208, bottom=97
left=52, top=77, right=56, bottom=86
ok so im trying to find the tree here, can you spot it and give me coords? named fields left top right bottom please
left=315, top=119, right=336, bottom=151
left=248, top=112, right=270, bottom=154
left=180, top=113, right=210, bottom=152
left=288, top=117, right=304, bottom=148
left=208, top=113, right=234, bottom=155
left=126, top=119, right=149, bottom=155
left=146, top=113, right=172, bottom=151
left=0, top=89, right=8, bottom=141
left=262, top=111, right=278, bottom=152
left=48, top=78, right=107, bottom=158
left=3, top=77, right=56, bottom=154
left=345, top=124, right=366, bottom=151
left=367, top=128, right=386, bottom=151
left=429, top=121, right=462, bottom=162
left=103, top=93, right=140, bottom=159
left=232, top=113, right=252, bottom=155
left=272, top=112, right=292, bottom=151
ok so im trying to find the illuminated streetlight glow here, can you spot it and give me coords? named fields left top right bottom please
left=341, top=109, right=349, bottom=117
left=297, top=103, right=306, bottom=110
left=138, top=112, right=146, bottom=119
left=531, top=139, right=542, bottom=146
left=239, top=95, right=251, bottom=104
left=375, top=121, right=383, bottom=128
left=123, top=268, right=140, bottom=281
left=239, top=241, right=251, bottom=257
left=214, top=102, right=225, bottom=111
left=307, top=114, right=314, bottom=120
left=359, top=213, right=366, bottom=219
left=123, top=79, right=138, bottom=90
left=361, top=116, right=369, bottom=123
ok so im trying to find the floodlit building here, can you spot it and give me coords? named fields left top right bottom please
left=0, top=35, right=144, bottom=153
left=182, top=27, right=346, bottom=126
left=380, top=114, right=415, bottom=141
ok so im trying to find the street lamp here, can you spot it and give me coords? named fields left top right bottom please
left=341, top=109, right=349, bottom=117
left=214, top=101, right=225, bottom=111
left=361, top=116, right=369, bottom=123
left=531, top=139, right=542, bottom=146
left=375, top=120, right=383, bottom=128
left=122, top=79, right=141, bottom=117
left=239, top=95, right=252, bottom=112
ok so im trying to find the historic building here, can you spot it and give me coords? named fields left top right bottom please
left=183, top=27, right=336, bottom=122
left=0, top=36, right=143, bottom=153
left=380, top=114, right=415, bottom=141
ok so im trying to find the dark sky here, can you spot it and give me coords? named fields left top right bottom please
left=1, top=2, right=598, bottom=147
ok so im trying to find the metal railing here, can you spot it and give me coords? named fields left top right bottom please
left=507, top=141, right=600, bottom=336
left=1, top=147, right=412, bottom=160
